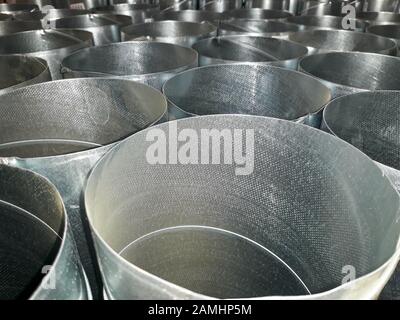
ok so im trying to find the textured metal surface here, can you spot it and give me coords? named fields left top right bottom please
left=200, top=0, right=244, bottom=12
left=297, top=0, right=353, bottom=16
left=159, top=0, right=197, bottom=10
left=163, top=63, right=331, bottom=125
left=53, top=14, right=131, bottom=45
left=286, top=15, right=368, bottom=32
left=121, top=21, right=217, bottom=47
left=323, top=90, right=400, bottom=300
left=61, top=41, right=198, bottom=89
left=367, top=24, right=400, bottom=49
left=222, top=8, right=293, bottom=19
left=0, top=29, right=93, bottom=80
left=357, top=11, right=400, bottom=24
left=289, top=29, right=397, bottom=54
left=299, top=52, right=400, bottom=98
left=0, top=78, right=167, bottom=299
left=85, top=114, right=400, bottom=299
left=0, top=55, right=51, bottom=95
left=29, top=0, right=70, bottom=9
left=0, top=165, right=90, bottom=300
left=0, top=4, right=39, bottom=14
left=359, top=0, right=400, bottom=12
left=94, top=4, right=159, bottom=21
left=14, top=9, right=89, bottom=22
left=0, top=20, right=42, bottom=36
left=245, top=0, right=299, bottom=14
left=218, top=19, right=300, bottom=38
left=192, top=35, right=308, bottom=69
left=153, top=9, right=222, bottom=23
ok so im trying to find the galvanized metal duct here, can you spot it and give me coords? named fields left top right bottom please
left=0, top=29, right=93, bottom=80
left=218, top=19, right=301, bottom=38
left=163, top=64, right=331, bottom=125
left=13, top=9, right=89, bottom=22
left=0, top=20, right=42, bottom=36
left=245, top=0, right=299, bottom=14
left=200, top=0, right=244, bottom=12
left=61, top=41, right=198, bottom=89
left=94, top=4, right=159, bottom=21
left=121, top=21, right=217, bottom=47
left=222, top=8, right=293, bottom=19
left=285, top=15, right=368, bottom=32
left=322, top=91, right=400, bottom=299
left=299, top=52, right=400, bottom=97
left=357, top=11, right=400, bottom=24
left=0, top=165, right=90, bottom=299
left=359, top=0, right=400, bottom=13
left=84, top=114, right=400, bottom=299
left=367, top=24, right=400, bottom=50
left=53, top=14, right=132, bottom=45
left=0, top=78, right=168, bottom=299
left=0, top=4, right=39, bottom=15
left=0, top=55, right=51, bottom=94
left=159, top=0, right=197, bottom=10
left=192, top=35, right=308, bottom=68
left=152, top=9, right=223, bottom=23
left=288, top=29, right=397, bottom=54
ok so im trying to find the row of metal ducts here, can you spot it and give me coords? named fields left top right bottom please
left=1, top=0, right=400, bottom=300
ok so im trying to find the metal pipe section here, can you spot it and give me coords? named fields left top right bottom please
left=163, top=64, right=331, bottom=125
left=0, top=29, right=93, bottom=80
left=0, top=78, right=168, bottom=299
left=84, top=114, right=400, bottom=299
left=192, top=35, right=308, bottom=69
left=0, top=165, right=90, bottom=299
left=299, top=52, right=400, bottom=97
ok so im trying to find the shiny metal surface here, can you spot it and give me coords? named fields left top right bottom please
left=0, top=165, right=90, bottom=300
left=288, top=29, right=397, bottom=54
left=29, top=0, right=70, bottom=9
left=357, top=11, right=400, bottom=24
left=222, top=8, right=293, bottom=19
left=13, top=9, right=89, bottom=22
left=61, top=41, right=198, bottom=89
left=200, top=0, right=244, bottom=12
left=153, top=9, right=223, bottom=23
left=53, top=14, right=131, bottom=45
left=322, top=90, right=400, bottom=300
left=85, top=114, right=400, bottom=299
left=192, top=35, right=308, bottom=69
left=0, top=29, right=93, bottom=80
left=286, top=15, right=368, bottom=32
left=0, top=55, right=51, bottom=95
left=94, top=4, right=159, bottom=21
left=359, top=0, right=400, bottom=12
left=121, top=21, right=217, bottom=47
left=367, top=24, right=400, bottom=49
left=0, top=4, right=39, bottom=14
left=297, top=0, right=353, bottom=16
left=0, top=20, right=42, bottom=36
left=299, top=52, right=400, bottom=97
left=218, top=19, right=301, bottom=38
left=0, top=13, right=12, bottom=21
left=245, top=0, right=299, bottom=14
left=163, top=64, right=331, bottom=125
left=0, top=78, right=168, bottom=299
left=159, top=0, right=197, bottom=10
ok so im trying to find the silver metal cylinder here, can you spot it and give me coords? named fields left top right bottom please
left=85, top=114, right=400, bottom=299
left=288, top=29, right=397, bottom=55
left=61, top=41, right=198, bottom=89
left=163, top=63, right=331, bottom=125
left=245, top=0, right=299, bottom=14
left=192, top=35, right=308, bottom=69
left=121, top=20, right=217, bottom=47
left=286, top=15, right=368, bottom=32
left=222, top=8, right=293, bottom=19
